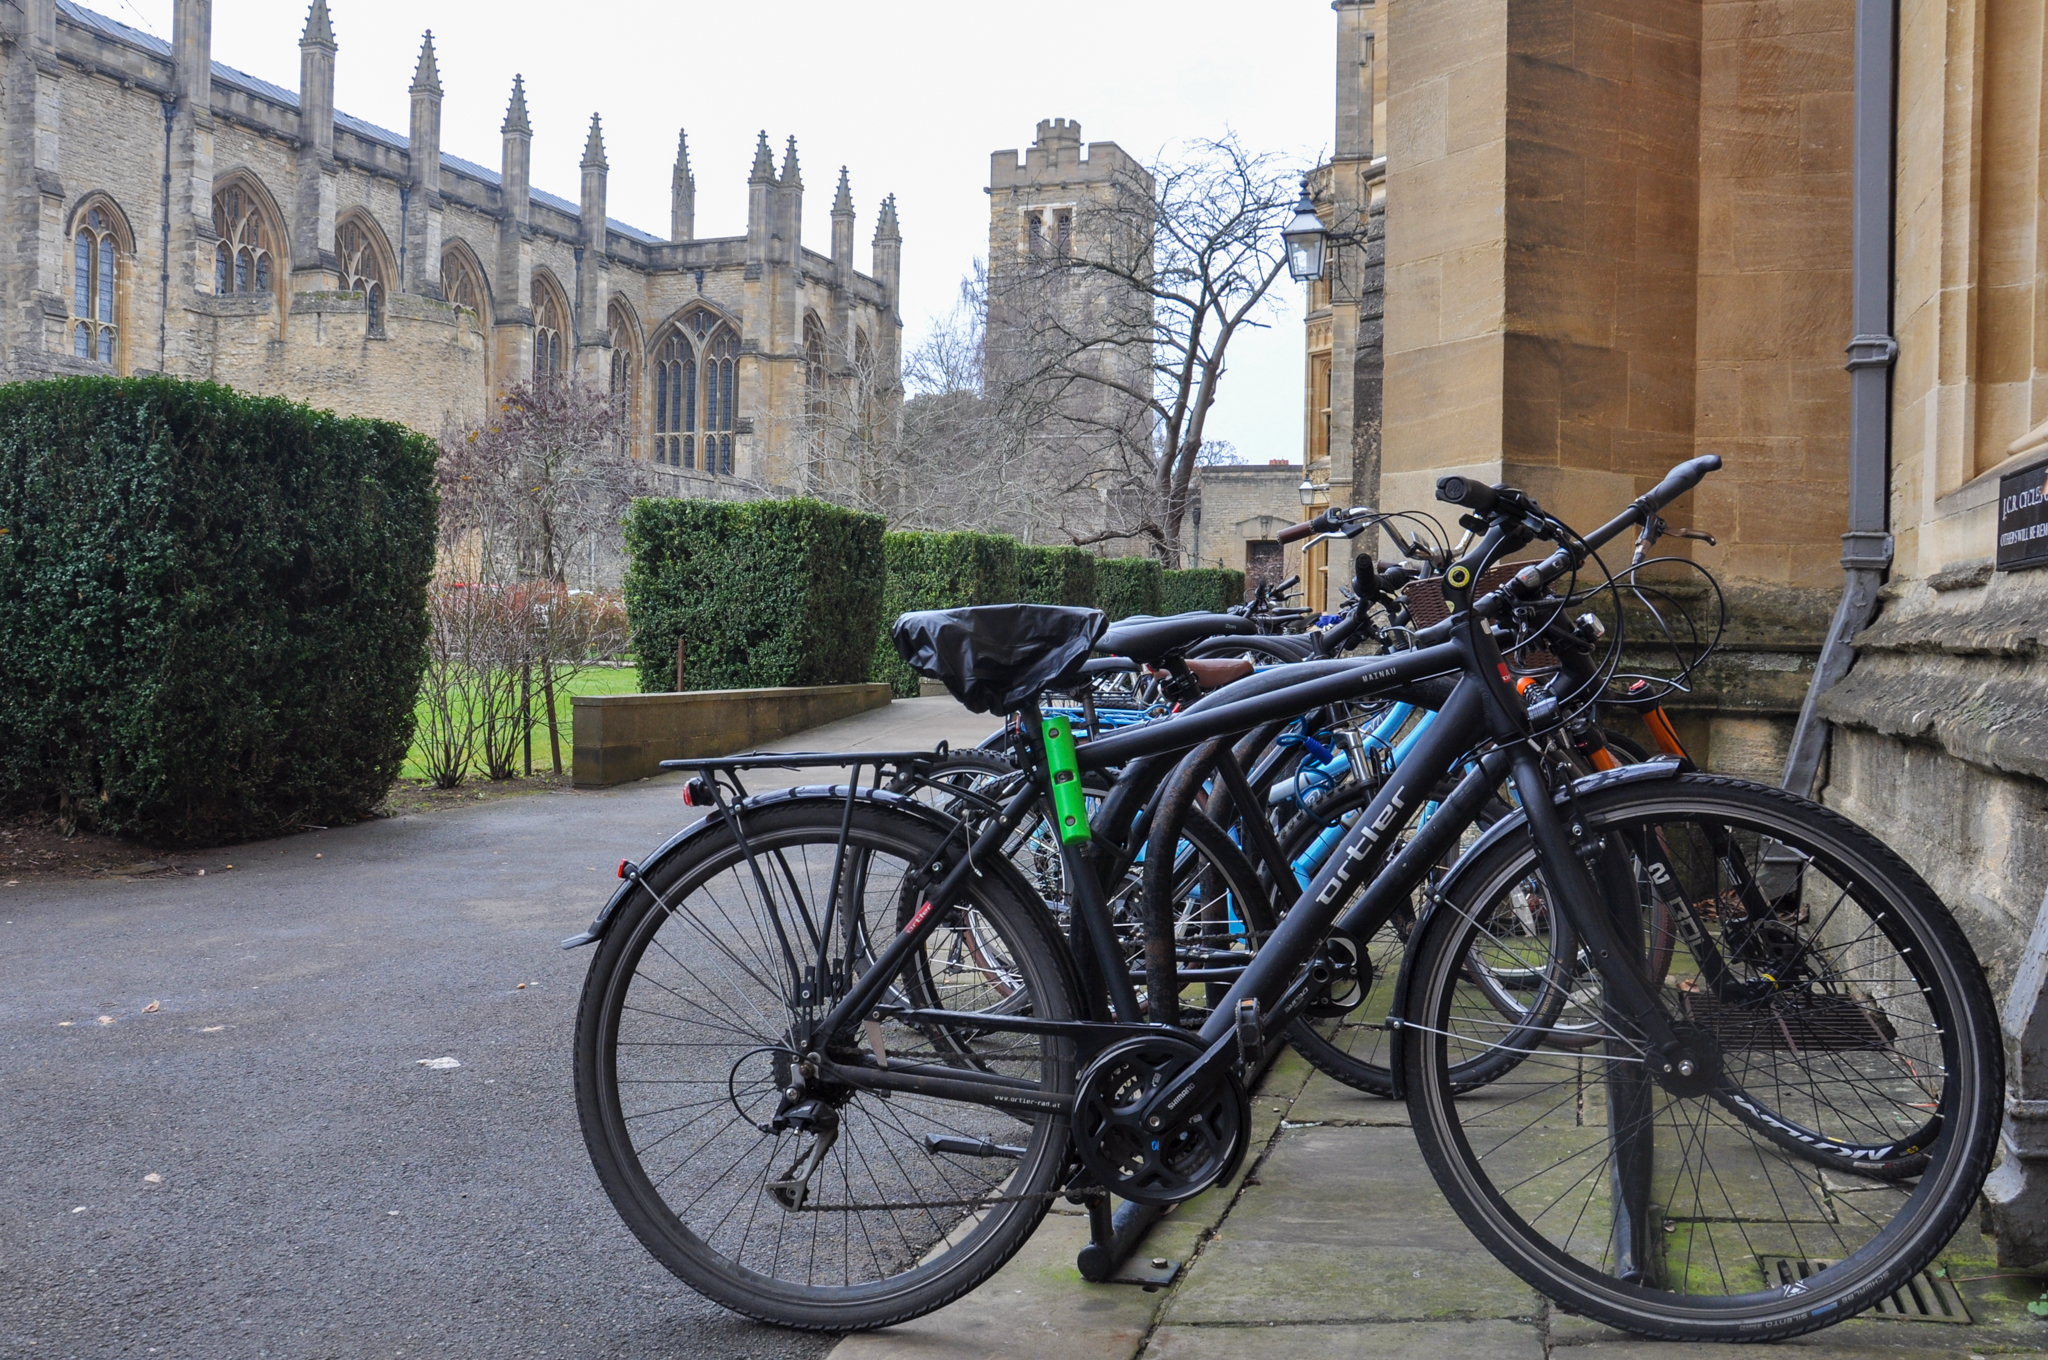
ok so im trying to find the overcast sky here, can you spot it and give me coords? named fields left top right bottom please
left=111, top=0, right=1338, bottom=462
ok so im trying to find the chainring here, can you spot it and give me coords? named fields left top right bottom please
left=1072, top=1032, right=1249, bottom=1206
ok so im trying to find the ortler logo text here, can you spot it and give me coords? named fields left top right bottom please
left=1315, top=792, right=1407, bottom=906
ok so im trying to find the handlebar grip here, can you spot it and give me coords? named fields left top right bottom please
left=1277, top=511, right=1340, bottom=545
left=1638, top=454, right=1722, bottom=514
left=1435, top=475, right=1498, bottom=514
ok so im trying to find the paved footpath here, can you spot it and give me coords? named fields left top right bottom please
left=833, top=1048, right=2048, bottom=1360
left=0, top=698, right=997, bottom=1360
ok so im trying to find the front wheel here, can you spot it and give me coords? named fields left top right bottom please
left=1400, top=775, right=2002, bottom=1341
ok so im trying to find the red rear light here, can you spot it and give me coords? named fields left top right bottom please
left=617, top=860, right=629, bottom=879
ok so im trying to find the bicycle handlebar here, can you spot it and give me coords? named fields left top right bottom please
left=1276, top=510, right=1340, bottom=545
left=1456, top=454, right=1723, bottom=619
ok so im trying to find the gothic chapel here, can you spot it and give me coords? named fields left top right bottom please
left=0, top=0, right=904, bottom=496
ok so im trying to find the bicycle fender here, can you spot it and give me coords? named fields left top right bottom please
left=1381, top=756, right=1687, bottom=1097
left=559, top=784, right=1018, bottom=950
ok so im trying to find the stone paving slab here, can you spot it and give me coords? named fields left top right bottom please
left=1143, top=1319, right=1545, bottom=1359
left=828, top=1214, right=1161, bottom=1360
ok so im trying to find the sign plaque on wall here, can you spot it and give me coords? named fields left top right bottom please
left=1996, top=458, right=2048, bottom=572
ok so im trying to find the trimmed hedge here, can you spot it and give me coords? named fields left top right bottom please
left=1095, top=556, right=1164, bottom=621
left=622, top=497, right=885, bottom=692
left=1017, top=544, right=1097, bottom=608
left=873, top=531, right=1021, bottom=696
left=1162, top=567, right=1248, bottom=614
left=0, top=377, right=437, bottom=846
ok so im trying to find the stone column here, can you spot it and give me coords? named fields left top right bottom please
left=576, top=113, right=610, bottom=382
left=3, top=0, right=65, bottom=371
left=1380, top=0, right=1700, bottom=533
left=164, top=0, right=215, bottom=372
left=871, top=194, right=902, bottom=378
left=290, top=0, right=338, bottom=293
left=670, top=130, right=694, bottom=243
left=493, top=76, right=533, bottom=386
left=829, top=167, right=855, bottom=358
left=404, top=32, right=442, bottom=299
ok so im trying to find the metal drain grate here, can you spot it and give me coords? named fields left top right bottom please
left=1761, top=1258, right=1972, bottom=1323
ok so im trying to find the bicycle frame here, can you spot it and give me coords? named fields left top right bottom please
left=800, top=580, right=1692, bottom=1126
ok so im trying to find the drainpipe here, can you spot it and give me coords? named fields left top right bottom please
left=157, top=97, right=175, bottom=373
left=1779, top=0, right=1897, bottom=799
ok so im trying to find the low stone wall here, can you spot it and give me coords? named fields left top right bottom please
left=571, top=683, right=893, bottom=788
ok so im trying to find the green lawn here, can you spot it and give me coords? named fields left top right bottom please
left=401, top=665, right=643, bottom=781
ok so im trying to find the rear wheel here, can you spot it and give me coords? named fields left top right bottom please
left=1401, top=775, right=2002, bottom=1340
left=574, top=798, right=1078, bottom=1331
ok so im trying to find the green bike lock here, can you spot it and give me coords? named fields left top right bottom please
left=1042, top=715, right=1091, bottom=844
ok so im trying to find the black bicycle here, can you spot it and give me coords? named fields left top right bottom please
left=567, top=455, right=2001, bottom=1340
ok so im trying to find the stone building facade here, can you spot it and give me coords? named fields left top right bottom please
left=0, top=0, right=903, bottom=501
left=1336, top=0, right=2048, bottom=1259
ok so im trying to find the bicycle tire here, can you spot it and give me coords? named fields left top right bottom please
left=1400, top=775, right=2002, bottom=1341
left=574, top=797, right=1080, bottom=1331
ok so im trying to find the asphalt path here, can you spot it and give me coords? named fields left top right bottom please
left=1, top=699, right=994, bottom=1360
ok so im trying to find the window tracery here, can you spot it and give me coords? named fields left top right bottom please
left=72, top=206, right=118, bottom=364
left=336, top=215, right=389, bottom=330
left=651, top=314, right=739, bottom=473
left=653, top=330, right=697, bottom=469
left=532, top=276, right=567, bottom=381
left=440, top=245, right=486, bottom=317
left=213, top=182, right=278, bottom=296
left=803, top=312, right=827, bottom=420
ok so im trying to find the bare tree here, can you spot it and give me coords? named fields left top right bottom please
left=986, top=132, right=1298, bottom=563
left=438, top=377, right=649, bottom=588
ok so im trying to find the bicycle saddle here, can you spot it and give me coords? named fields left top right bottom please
left=892, top=604, right=1108, bottom=714
left=1097, top=611, right=1256, bottom=664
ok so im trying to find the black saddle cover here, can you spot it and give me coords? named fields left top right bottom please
left=891, top=605, right=1108, bottom=715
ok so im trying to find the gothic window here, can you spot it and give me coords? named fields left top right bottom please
left=704, top=325, right=737, bottom=475
left=1026, top=211, right=1044, bottom=258
left=71, top=207, right=118, bottom=365
left=335, top=214, right=389, bottom=331
left=1054, top=209, right=1072, bottom=259
left=440, top=245, right=486, bottom=317
left=213, top=181, right=279, bottom=296
left=803, top=311, right=826, bottom=420
left=652, top=330, right=697, bottom=468
left=608, top=299, right=638, bottom=459
left=532, top=275, right=568, bottom=382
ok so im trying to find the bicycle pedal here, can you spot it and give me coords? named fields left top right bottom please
left=1235, top=998, right=1263, bottom=1070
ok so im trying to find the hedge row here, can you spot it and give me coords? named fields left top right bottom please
left=1162, top=567, right=1248, bottom=615
left=621, top=497, right=885, bottom=692
left=0, top=377, right=438, bottom=846
left=1096, top=557, right=1164, bottom=621
left=623, top=510, right=1250, bottom=699
left=870, top=531, right=1022, bottom=696
left=1018, top=544, right=1097, bottom=608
